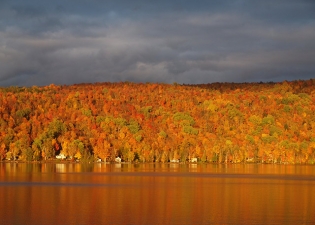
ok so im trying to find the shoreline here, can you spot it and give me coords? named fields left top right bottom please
left=1, top=160, right=313, bottom=165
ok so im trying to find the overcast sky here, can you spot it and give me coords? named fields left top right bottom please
left=0, top=0, right=315, bottom=87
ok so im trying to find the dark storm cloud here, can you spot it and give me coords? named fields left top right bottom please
left=0, top=0, right=315, bottom=86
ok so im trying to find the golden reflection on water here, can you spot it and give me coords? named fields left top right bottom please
left=1, top=162, right=315, bottom=225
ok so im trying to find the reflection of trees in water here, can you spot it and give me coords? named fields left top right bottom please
left=80, top=162, right=94, bottom=172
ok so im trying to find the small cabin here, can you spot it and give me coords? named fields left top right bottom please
left=56, top=154, right=66, bottom=160
left=191, top=158, right=198, bottom=163
left=115, top=157, right=121, bottom=163
left=170, top=159, right=179, bottom=163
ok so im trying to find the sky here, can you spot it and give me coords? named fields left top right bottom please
left=0, top=0, right=315, bottom=87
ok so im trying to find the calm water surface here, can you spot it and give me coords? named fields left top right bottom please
left=1, top=162, right=315, bottom=225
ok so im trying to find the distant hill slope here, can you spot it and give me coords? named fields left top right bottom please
left=0, top=79, right=315, bottom=164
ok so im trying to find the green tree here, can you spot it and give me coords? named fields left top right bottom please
left=42, top=138, right=55, bottom=160
left=32, top=138, right=42, bottom=161
left=47, top=119, right=67, bottom=138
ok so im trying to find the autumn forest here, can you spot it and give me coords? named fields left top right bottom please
left=0, top=80, right=315, bottom=164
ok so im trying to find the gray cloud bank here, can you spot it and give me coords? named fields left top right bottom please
left=1, top=0, right=315, bottom=86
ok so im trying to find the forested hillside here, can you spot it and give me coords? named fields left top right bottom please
left=0, top=80, right=315, bottom=164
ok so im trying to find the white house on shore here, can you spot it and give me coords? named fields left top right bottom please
left=56, top=154, right=66, bottom=160
left=115, top=157, right=121, bottom=163
left=170, top=159, right=179, bottom=163
left=191, top=158, right=198, bottom=163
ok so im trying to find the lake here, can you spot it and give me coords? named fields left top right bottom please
left=1, top=162, right=314, bottom=225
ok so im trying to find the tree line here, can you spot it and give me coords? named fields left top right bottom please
left=0, top=79, right=315, bottom=164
